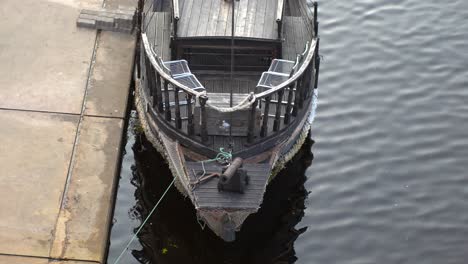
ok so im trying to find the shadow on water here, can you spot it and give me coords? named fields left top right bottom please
left=121, top=119, right=315, bottom=264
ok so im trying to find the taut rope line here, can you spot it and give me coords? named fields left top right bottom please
left=112, top=177, right=175, bottom=264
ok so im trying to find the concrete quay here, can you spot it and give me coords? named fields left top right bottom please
left=0, top=0, right=136, bottom=263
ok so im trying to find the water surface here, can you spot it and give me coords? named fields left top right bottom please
left=108, top=0, right=468, bottom=263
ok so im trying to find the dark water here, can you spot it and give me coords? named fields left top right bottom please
left=108, top=0, right=468, bottom=263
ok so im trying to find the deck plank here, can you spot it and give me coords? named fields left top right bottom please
left=245, top=0, right=258, bottom=38
left=186, top=0, right=203, bottom=38
left=196, top=0, right=212, bottom=36
left=187, top=161, right=271, bottom=209
left=206, top=0, right=222, bottom=36
left=252, top=0, right=266, bottom=38
left=179, top=0, right=279, bottom=39
left=215, top=1, right=230, bottom=36
left=235, top=0, right=249, bottom=37
left=262, top=0, right=278, bottom=39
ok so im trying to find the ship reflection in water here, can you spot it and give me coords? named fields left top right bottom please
left=127, top=130, right=315, bottom=264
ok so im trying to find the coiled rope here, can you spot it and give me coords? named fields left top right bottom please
left=203, top=148, right=233, bottom=164
left=112, top=177, right=175, bottom=264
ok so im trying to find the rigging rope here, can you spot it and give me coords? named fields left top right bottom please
left=112, top=177, right=175, bottom=264
left=228, top=0, right=236, bottom=150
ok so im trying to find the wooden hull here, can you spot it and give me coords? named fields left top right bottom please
left=137, top=0, right=320, bottom=242
left=134, top=73, right=318, bottom=241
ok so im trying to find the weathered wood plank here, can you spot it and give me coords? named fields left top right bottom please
left=235, top=0, right=249, bottom=37
left=262, top=0, right=277, bottom=39
left=196, top=0, right=212, bottom=36
left=215, top=1, right=230, bottom=36
left=178, top=0, right=279, bottom=39
left=206, top=0, right=222, bottom=36
left=244, top=0, right=258, bottom=38
left=253, top=0, right=267, bottom=38
left=186, top=0, right=203, bottom=37
left=179, top=0, right=193, bottom=37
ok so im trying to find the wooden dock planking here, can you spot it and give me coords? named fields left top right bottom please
left=178, top=0, right=279, bottom=39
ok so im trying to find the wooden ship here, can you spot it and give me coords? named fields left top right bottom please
left=134, top=0, right=320, bottom=241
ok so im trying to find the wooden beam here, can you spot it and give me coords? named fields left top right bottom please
left=175, top=86, right=182, bottom=129
left=273, top=90, right=284, bottom=132
left=247, top=99, right=259, bottom=143
left=276, top=0, right=285, bottom=39
left=173, top=0, right=180, bottom=19
left=199, top=95, right=209, bottom=142
left=260, top=96, right=271, bottom=137
left=187, top=94, right=195, bottom=136
left=163, top=80, right=172, bottom=121
left=172, top=0, right=180, bottom=37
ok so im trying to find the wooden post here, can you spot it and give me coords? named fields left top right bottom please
left=284, top=82, right=296, bottom=124
left=292, top=80, right=301, bottom=117
left=273, top=90, right=284, bottom=132
left=247, top=99, right=259, bottom=144
left=163, top=80, right=171, bottom=121
left=277, top=21, right=282, bottom=39
left=303, top=63, right=313, bottom=99
left=152, top=72, right=159, bottom=110
left=155, top=74, right=164, bottom=113
left=173, top=0, right=180, bottom=38
left=174, top=87, right=182, bottom=129
left=145, top=57, right=154, bottom=97
left=260, top=96, right=271, bottom=137
left=314, top=39, right=321, bottom=89
left=298, top=76, right=305, bottom=109
left=144, top=57, right=151, bottom=95
left=186, top=94, right=194, bottom=136
left=173, top=18, right=178, bottom=38
left=199, top=95, right=209, bottom=142
left=313, top=2, right=318, bottom=36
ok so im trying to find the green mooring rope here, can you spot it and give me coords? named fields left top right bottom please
left=113, top=177, right=175, bottom=264
left=203, top=148, right=233, bottom=164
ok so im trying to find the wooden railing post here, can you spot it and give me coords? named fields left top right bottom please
left=314, top=38, right=321, bottom=89
left=297, top=76, right=305, bottom=109
left=292, top=80, right=301, bottom=117
left=174, top=87, right=182, bottom=129
left=163, top=80, right=171, bottom=121
left=273, top=90, right=284, bottom=132
left=247, top=99, right=259, bottom=144
left=186, top=94, right=194, bottom=136
left=303, top=63, right=313, bottom=99
left=145, top=57, right=154, bottom=97
left=152, top=72, right=160, bottom=110
left=199, top=95, right=209, bottom=142
left=284, top=82, right=296, bottom=124
left=260, top=96, right=271, bottom=137
left=156, top=73, right=164, bottom=113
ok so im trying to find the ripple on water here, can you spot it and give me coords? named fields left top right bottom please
left=299, top=0, right=468, bottom=263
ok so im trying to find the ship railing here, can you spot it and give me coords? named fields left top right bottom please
left=246, top=37, right=320, bottom=144
left=141, top=32, right=320, bottom=148
left=141, top=33, right=206, bottom=137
